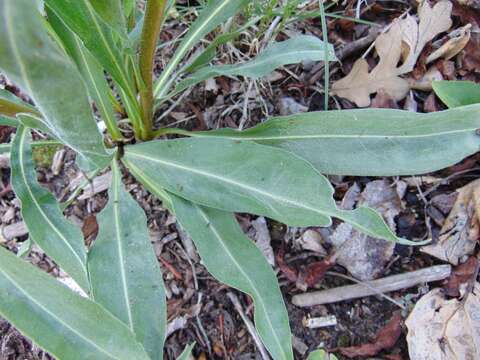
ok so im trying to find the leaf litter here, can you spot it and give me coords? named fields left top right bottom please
left=332, top=1, right=454, bottom=106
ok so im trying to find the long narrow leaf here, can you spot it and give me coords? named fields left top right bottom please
left=89, top=0, right=127, bottom=38
left=44, top=0, right=135, bottom=101
left=123, top=138, right=418, bottom=245
left=0, top=0, right=111, bottom=169
left=47, top=7, right=122, bottom=140
left=171, top=195, right=293, bottom=360
left=0, top=89, right=40, bottom=118
left=177, top=343, right=195, bottom=360
left=0, top=246, right=150, bottom=360
left=88, top=160, right=166, bottom=360
left=433, top=80, right=480, bottom=108
left=192, top=105, right=480, bottom=176
left=172, top=36, right=336, bottom=97
left=11, top=126, right=89, bottom=291
left=154, top=0, right=250, bottom=98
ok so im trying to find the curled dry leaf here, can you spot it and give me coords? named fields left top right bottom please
left=329, top=180, right=403, bottom=281
left=422, top=179, right=480, bottom=265
left=444, top=256, right=479, bottom=297
left=426, top=24, right=472, bottom=64
left=397, top=1, right=453, bottom=74
left=332, top=1, right=452, bottom=107
left=406, top=284, right=480, bottom=360
left=337, top=311, right=403, bottom=358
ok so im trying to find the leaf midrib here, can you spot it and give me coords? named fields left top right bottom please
left=194, top=204, right=288, bottom=360
left=0, top=262, right=117, bottom=360
left=126, top=150, right=329, bottom=217
left=16, top=127, right=86, bottom=279
left=198, top=128, right=478, bottom=141
left=202, top=49, right=330, bottom=75
left=111, top=162, right=135, bottom=330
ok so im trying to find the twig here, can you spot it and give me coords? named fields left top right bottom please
left=292, top=265, right=452, bottom=307
left=227, top=292, right=270, bottom=360
left=309, top=26, right=382, bottom=84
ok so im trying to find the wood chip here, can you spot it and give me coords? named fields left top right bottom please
left=292, top=265, right=452, bottom=307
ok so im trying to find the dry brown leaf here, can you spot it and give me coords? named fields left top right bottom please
left=332, top=1, right=453, bottom=107
left=332, top=21, right=409, bottom=107
left=422, top=179, right=480, bottom=265
left=329, top=180, right=403, bottom=280
left=397, top=1, right=453, bottom=74
left=406, top=284, right=480, bottom=360
left=408, top=66, right=443, bottom=91
left=338, top=311, right=403, bottom=358
left=426, top=24, right=472, bottom=64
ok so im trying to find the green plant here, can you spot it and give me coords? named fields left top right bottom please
left=0, top=0, right=479, bottom=359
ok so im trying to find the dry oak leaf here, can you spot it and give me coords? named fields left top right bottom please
left=422, top=178, right=480, bottom=265
left=331, top=20, right=409, bottom=107
left=397, top=1, right=453, bottom=74
left=332, top=0, right=453, bottom=107
left=406, top=284, right=480, bottom=360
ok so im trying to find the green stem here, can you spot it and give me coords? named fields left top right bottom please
left=152, top=127, right=192, bottom=138
left=318, top=0, right=330, bottom=110
left=139, top=0, right=168, bottom=140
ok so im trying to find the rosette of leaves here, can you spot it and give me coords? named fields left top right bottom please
left=0, top=0, right=479, bottom=359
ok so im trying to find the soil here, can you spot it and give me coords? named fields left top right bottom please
left=1, top=1, right=480, bottom=359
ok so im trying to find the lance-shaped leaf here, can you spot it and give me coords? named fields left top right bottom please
left=172, top=36, right=337, bottom=97
left=0, top=246, right=150, bottom=360
left=44, top=0, right=135, bottom=100
left=171, top=195, right=293, bottom=360
left=0, top=0, right=110, bottom=169
left=123, top=138, right=417, bottom=245
left=433, top=80, right=480, bottom=108
left=0, top=89, right=40, bottom=118
left=47, top=7, right=122, bottom=140
left=88, top=160, right=166, bottom=360
left=177, top=343, right=195, bottom=360
left=192, top=105, right=480, bottom=176
left=89, top=0, right=127, bottom=38
left=154, top=0, right=250, bottom=98
left=10, top=126, right=89, bottom=291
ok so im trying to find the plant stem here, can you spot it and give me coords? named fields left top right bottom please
left=139, top=0, right=168, bottom=140
left=318, top=0, right=329, bottom=110
left=152, top=127, right=192, bottom=138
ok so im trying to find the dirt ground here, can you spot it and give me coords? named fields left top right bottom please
left=1, top=0, right=480, bottom=359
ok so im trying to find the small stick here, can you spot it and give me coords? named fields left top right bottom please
left=227, top=292, right=270, bottom=360
left=303, top=315, right=337, bottom=328
left=292, top=265, right=451, bottom=307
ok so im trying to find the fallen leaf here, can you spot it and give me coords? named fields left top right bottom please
left=332, top=1, right=453, bottom=107
left=251, top=217, right=275, bottom=266
left=330, top=180, right=402, bottom=280
left=278, top=97, right=308, bottom=115
left=337, top=312, right=403, bottom=358
left=298, top=257, right=336, bottom=289
left=406, top=284, right=480, bottom=360
left=426, top=24, right=472, bottom=64
left=422, top=179, right=480, bottom=265
left=81, top=215, right=98, bottom=245
left=397, top=1, right=453, bottom=74
left=297, top=229, right=327, bottom=254
left=276, top=246, right=298, bottom=282
left=408, top=66, right=443, bottom=91
left=332, top=21, right=409, bottom=107
left=460, top=34, right=480, bottom=73
left=370, top=89, right=400, bottom=109
left=444, top=256, right=479, bottom=297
